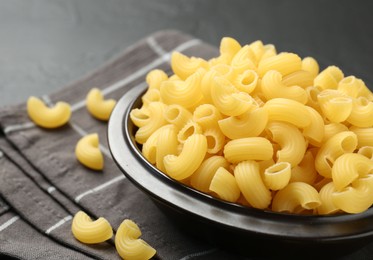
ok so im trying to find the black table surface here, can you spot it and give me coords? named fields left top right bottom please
left=0, top=1, right=372, bottom=259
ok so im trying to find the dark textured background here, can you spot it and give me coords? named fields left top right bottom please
left=0, top=0, right=372, bottom=106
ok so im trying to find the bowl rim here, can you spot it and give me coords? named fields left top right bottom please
left=108, top=84, right=373, bottom=243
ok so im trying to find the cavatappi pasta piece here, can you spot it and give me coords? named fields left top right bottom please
left=130, top=107, right=150, bottom=128
left=282, top=70, right=314, bottom=88
left=257, top=52, right=302, bottom=77
left=86, top=88, right=116, bottom=121
left=358, top=146, right=373, bottom=160
left=234, top=160, right=272, bottom=209
left=135, top=102, right=168, bottom=144
left=171, top=52, right=208, bottom=80
left=261, top=70, right=308, bottom=104
left=75, top=133, right=104, bottom=170
left=164, top=104, right=193, bottom=130
left=315, top=131, right=358, bottom=178
left=27, top=96, right=71, bottom=128
left=209, top=167, right=241, bottom=202
left=190, top=156, right=230, bottom=193
left=71, top=211, right=113, bottom=244
left=323, top=123, right=349, bottom=142
left=234, top=69, right=258, bottom=94
left=224, top=137, right=273, bottom=164
left=160, top=69, right=204, bottom=109
left=317, top=182, right=340, bottom=215
left=177, top=120, right=203, bottom=143
left=211, top=77, right=255, bottom=116
left=349, top=126, right=373, bottom=148
left=332, top=175, right=373, bottom=214
left=163, top=134, right=207, bottom=180
left=332, top=153, right=373, bottom=191
left=115, top=219, right=156, bottom=260
left=218, top=107, right=267, bottom=139
left=193, top=104, right=222, bottom=130
left=301, top=57, right=319, bottom=77
left=303, top=106, right=325, bottom=147
left=230, top=45, right=256, bottom=74
left=204, top=128, right=225, bottom=154
left=263, top=162, right=291, bottom=191
left=314, top=66, right=344, bottom=90
left=266, top=122, right=307, bottom=167
left=146, top=69, right=168, bottom=89
left=263, top=98, right=311, bottom=128
left=346, top=97, right=373, bottom=127
left=317, top=90, right=353, bottom=123
left=155, top=125, right=178, bottom=172
left=290, top=151, right=318, bottom=185
left=272, top=182, right=321, bottom=213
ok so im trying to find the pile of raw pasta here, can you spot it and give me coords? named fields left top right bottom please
left=130, top=37, right=373, bottom=215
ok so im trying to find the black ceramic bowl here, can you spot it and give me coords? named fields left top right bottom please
left=108, top=84, right=373, bottom=257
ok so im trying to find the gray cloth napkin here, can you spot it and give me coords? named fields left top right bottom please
left=0, top=30, right=250, bottom=260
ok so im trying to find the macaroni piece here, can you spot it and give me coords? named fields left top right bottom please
left=303, top=106, right=325, bottom=147
left=263, top=162, right=291, bottom=191
left=115, top=219, right=156, bottom=260
left=347, top=97, right=373, bottom=127
left=301, top=57, right=319, bottom=77
left=257, top=52, right=302, bottom=77
left=171, top=52, right=208, bottom=80
left=231, top=45, right=256, bottom=74
left=177, top=120, right=203, bottom=143
left=27, top=96, right=71, bottom=128
left=290, top=151, right=318, bottom=185
left=141, top=125, right=168, bottom=164
left=219, top=37, right=242, bottom=62
left=164, top=104, right=193, bottom=130
left=314, top=65, right=344, bottom=90
left=234, top=69, right=258, bottom=94
left=209, top=167, right=241, bottom=202
left=317, top=182, right=340, bottom=215
left=142, top=88, right=161, bottom=106
left=349, top=126, right=373, bottom=148
left=130, top=107, right=150, bottom=128
left=323, top=123, right=349, bottom=142
left=193, top=104, right=222, bottom=130
left=86, top=88, right=116, bottom=121
left=155, top=125, right=178, bottom=172
left=317, top=90, right=353, bottom=123
left=146, top=69, right=168, bottom=89
left=75, top=133, right=104, bottom=171
left=282, top=70, right=314, bottom=88
left=163, top=134, right=207, bottom=180
left=71, top=211, right=113, bottom=244
left=358, top=146, right=373, bottom=160
left=203, top=128, right=225, bottom=154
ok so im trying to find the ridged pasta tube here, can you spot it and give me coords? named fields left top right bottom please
left=209, top=167, right=241, bottom=202
left=115, top=219, right=156, bottom=260
left=266, top=122, right=307, bottom=167
left=230, top=45, right=256, bottom=74
left=332, top=153, right=373, bottom=191
left=219, top=37, right=242, bottom=61
left=314, top=66, right=344, bottom=90
left=164, top=104, right=193, bottom=130
left=224, top=137, right=273, bottom=164
left=282, top=70, right=314, bottom=88
left=234, top=160, right=272, bottom=209
left=204, top=128, right=225, bottom=154
left=358, top=146, right=373, bottom=160
left=261, top=70, right=308, bottom=104
left=323, top=123, right=349, bottom=142
left=303, top=106, right=325, bottom=147
left=130, top=107, right=150, bottom=128
left=290, top=151, right=318, bottom=185
left=263, top=162, right=291, bottom=191
left=257, top=52, right=302, bottom=77
left=349, top=126, right=373, bottom=148
left=164, top=134, right=207, bottom=180
left=193, top=104, right=222, bottom=131
left=317, top=182, right=340, bottom=215
left=272, top=182, right=321, bottom=213
left=218, top=107, right=268, bottom=139
left=86, top=88, right=116, bottom=121
left=346, top=97, right=373, bottom=127
left=27, top=96, right=71, bottom=128
left=234, top=69, right=259, bottom=94
left=177, top=120, right=202, bottom=143
left=171, top=52, right=208, bottom=80
left=301, top=57, right=319, bottom=77
left=317, top=90, right=353, bottom=123
left=146, top=69, right=168, bottom=89
left=141, top=89, right=161, bottom=106
left=71, top=211, right=113, bottom=244
left=75, top=133, right=104, bottom=170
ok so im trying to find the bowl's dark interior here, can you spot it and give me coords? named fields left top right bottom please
left=108, top=85, right=373, bottom=257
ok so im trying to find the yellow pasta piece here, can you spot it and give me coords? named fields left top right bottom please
left=349, top=126, right=373, bottom=148
left=115, top=219, right=156, bottom=260
left=290, top=151, right=318, bottom=185
left=141, top=88, right=161, bottom=106
left=332, top=175, right=373, bottom=214
left=317, top=90, right=353, bottom=123
left=259, top=44, right=277, bottom=62
left=314, top=65, right=344, bottom=90
left=234, top=70, right=259, bottom=94
left=358, top=146, right=373, bottom=160
left=171, top=52, right=208, bottom=80
left=193, top=104, right=222, bottom=131
left=155, top=125, right=179, bottom=172
left=211, top=77, right=255, bottom=116
left=141, top=125, right=172, bottom=164
left=332, top=153, right=373, bottom=191
left=209, top=167, right=241, bottom=202
left=75, top=133, right=104, bottom=171
left=146, top=69, right=168, bottom=89
left=163, top=104, right=193, bottom=130
left=234, top=160, right=272, bottom=209
left=177, top=120, right=203, bottom=143
left=224, top=137, right=273, bottom=164
left=266, top=122, right=307, bottom=167
left=263, top=98, right=311, bottom=128
left=282, top=70, right=314, bottom=88
left=317, top=182, right=340, bottom=215
left=204, top=128, right=225, bottom=154
left=323, top=123, right=349, bottom=142
left=135, top=102, right=168, bottom=144
left=164, top=134, right=207, bottom=180
left=248, top=40, right=265, bottom=63
left=219, top=37, right=242, bottom=60
left=315, top=131, right=358, bottom=178
left=230, top=45, right=256, bottom=74
left=305, top=86, right=322, bottom=112
left=130, top=107, right=150, bottom=128
left=190, top=156, right=230, bottom=193
left=257, top=52, right=302, bottom=77
left=301, top=57, right=319, bottom=77
left=303, top=106, right=325, bottom=147
left=261, top=70, right=308, bottom=104
left=27, top=96, right=71, bottom=128
left=160, top=69, right=204, bottom=109
left=272, top=182, right=321, bottom=213
left=263, top=162, right=291, bottom=191
left=218, top=107, right=268, bottom=139
left=86, top=88, right=116, bottom=121
left=346, top=97, right=373, bottom=127
left=71, top=211, right=113, bottom=244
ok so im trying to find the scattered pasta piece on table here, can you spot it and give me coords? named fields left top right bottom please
left=75, top=133, right=104, bottom=170
left=86, top=88, right=116, bottom=121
